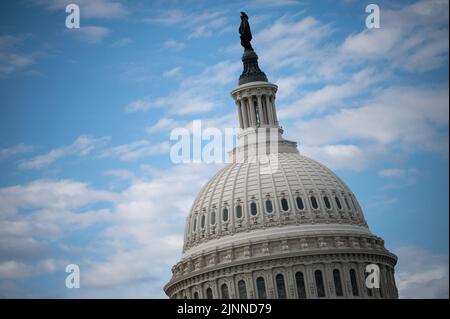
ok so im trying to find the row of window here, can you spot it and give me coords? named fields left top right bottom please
left=186, top=267, right=380, bottom=299
left=190, top=194, right=359, bottom=232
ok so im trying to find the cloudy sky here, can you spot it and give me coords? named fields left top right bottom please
left=0, top=0, right=448, bottom=298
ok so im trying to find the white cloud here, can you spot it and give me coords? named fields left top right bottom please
left=300, top=144, right=369, bottom=171
left=33, top=0, right=128, bottom=19
left=104, top=169, right=137, bottom=182
left=0, top=35, right=35, bottom=77
left=254, top=16, right=332, bottom=70
left=100, top=140, right=170, bottom=161
left=157, top=92, right=217, bottom=115
left=164, top=40, right=185, bottom=50
left=146, top=118, right=186, bottom=134
left=0, top=259, right=58, bottom=279
left=0, top=144, right=34, bottom=160
left=145, top=9, right=229, bottom=39
left=378, top=168, right=420, bottom=178
left=81, top=163, right=220, bottom=290
left=289, top=85, right=449, bottom=170
left=71, top=26, right=111, bottom=44
left=127, top=60, right=240, bottom=115
left=0, top=179, right=116, bottom=216
left=279, top=68, right=387, bottom=118
left=340, top=0, right=449, bottom=72
left=19, top=135, right=109, bottom=170
left=0, top=163, right=220, bottom=295
left=125, top=97, right=155, bottom=112
left=0, top=178, right=117, bottom=283
left=110, top=37, right=132, bottom=47
left=163, top=66, right=181, bottom=78
left=394, top=246, right=449, bottom=298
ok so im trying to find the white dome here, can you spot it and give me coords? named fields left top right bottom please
left=183, top=152, right=369, bottom=257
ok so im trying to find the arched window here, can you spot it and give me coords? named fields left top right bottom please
left=200, top=215, right=205, bottom=228
left=256, top=277, right=267, bottom=299
left=335, top=197, right=342, bottom=210
left=295, top=272, right=307, bottom=299
left=265, top=199, right=273, bottom=213
left=236, top=205, right=242, bottom=219
left=281, top=198, right=289, bottom=211
left=296, top=196, right=304, bottom=210
left=238, top=280, right=247, bottom=299
left=276, top=274, right=287, bottom=299
left=250, top=202, right=258, bottom=216
left=310, top=196, right=319, bottom=209
left=315, top=270, right=326, bottom=298
left=222, top=207, right=229, bottom=222
left=253, top=99, right=261, bottom=124
left=344, top=197, right=351, bottom=211
left=221, top=284, right=229, bottom=299
left=206, top=287, right=213, bottom=299
left=193, top=217, right=197, bottom=231
left=333, top=269, right=344, bottom=297
left=323, top=196, right=331, bottom=209
left=193, top=291, right=199, bottom=299
left=350, top=269, right=359, bottom=296
left=210, top=210, right=216, bottom=225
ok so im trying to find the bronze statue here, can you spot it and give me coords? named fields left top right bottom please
left=239, top=12, right=253, bottom=51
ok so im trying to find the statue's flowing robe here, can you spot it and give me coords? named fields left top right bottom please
left=239, top=19, right=253, bottom=50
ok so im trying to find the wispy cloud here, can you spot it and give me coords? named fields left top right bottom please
left=0, top=144, right=34, bottom=160
left=289, top=85, right=449, bottom=170
left=340, top=0, right=449, bottom=72
left=110, top=37, right=132, bottom=48
left=163, top=66, right=181, bottom=78
left=395, top=246, right=449, bottom=298
left=19, top=135, right=109, bottom=170
left=144, top=9, right=229, bottom=39
left=0, top=35, right=36, bottom=77
left=164, top=40, right=185, bottom=50
left=100, top=140, right=170, bottom=161
left=70, top=26, right=111, bottom=44
left=378, top=168, right=421, bottom=189
left=126, top=60, right=240, bottom=115
left=379, top=168, right=420, bottom=178
left=146, top=118, right=186, bottom=134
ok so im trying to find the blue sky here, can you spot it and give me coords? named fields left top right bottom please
left=0, top=0, right=448, bottom=298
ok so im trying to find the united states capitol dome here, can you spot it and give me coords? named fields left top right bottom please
left=183, top=151, right=369, bottom=255
left=164, top=13, right=398, bottom=299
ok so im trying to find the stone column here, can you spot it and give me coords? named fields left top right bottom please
left=248, top=97, right=257, bottom=127
left=265, top=95, right=274, bottom=125
left=236, top=100, right=244, bottom=129
left=241, top=99, right=249, bottom=129
left=257, top=94, right=265, bottom=125
left=357, top=263, right=368, bottom=298
left=271, top=95, right=278, bottom=125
